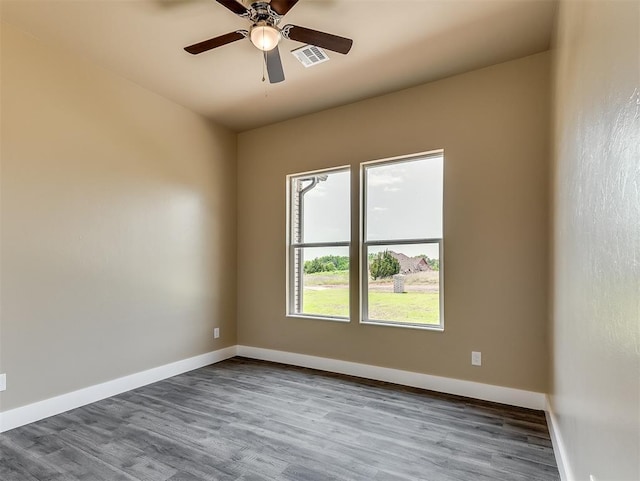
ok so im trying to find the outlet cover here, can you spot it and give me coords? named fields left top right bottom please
left=0, top=373, right=6, bottom=392
left=471, top=351, right=482, bottom=366
left=214, top=328, right=220, bottom=339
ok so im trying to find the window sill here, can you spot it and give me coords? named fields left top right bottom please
left=360, top=320, right=444, bottom=332
left=286, top=314, right=350, bottom=323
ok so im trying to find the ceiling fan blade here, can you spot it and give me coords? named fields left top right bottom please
left=184, top=31, right=247, bottom=54
left=265, top=46, right=285, bottom=83
left=269, top=0, right=300, bottom=16
left=215, top=0, right=248, bottom=16
left=282, top=25, right=353, bottom=54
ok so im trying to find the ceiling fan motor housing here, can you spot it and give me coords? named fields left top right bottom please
left=247, top=2, right=282, bottom=26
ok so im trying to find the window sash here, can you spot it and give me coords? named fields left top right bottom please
left=291, top=241, right=350, bottom=249
left=364, top=238, right=442, bottom=247
left=362, top=153, right=443, bottom=244
left=361, top=240, right=443, bottom=329
left=288, top=245, right=351, bottom=320
left=289, top=167, right=350, bottom=245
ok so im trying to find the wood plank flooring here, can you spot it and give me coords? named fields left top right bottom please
left=0, top=357, right=559, bottom=481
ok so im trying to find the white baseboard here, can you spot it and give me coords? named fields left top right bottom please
left=237, top=345, right=546, bottom=410
left=0, top=345, right=548, bottom=433
left=545, top=396, right=574, bottom=481
left=0, top=346, right=237, bottom=433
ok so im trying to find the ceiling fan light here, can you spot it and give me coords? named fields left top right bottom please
left=250, top=24, right=280, bottom=51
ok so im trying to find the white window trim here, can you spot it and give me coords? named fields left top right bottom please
left=360, top=151, right=444, bottom=331
left=286, top=165, right=351, bottom=322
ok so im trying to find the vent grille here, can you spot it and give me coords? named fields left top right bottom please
left=291, top=45, right=330, bottom=68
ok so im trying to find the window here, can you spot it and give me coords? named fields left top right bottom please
left=286, top=153, right=443, bottom=329
left=362, top=153, right=444, bottom=329
left=287, top=167, right=350, bottom=320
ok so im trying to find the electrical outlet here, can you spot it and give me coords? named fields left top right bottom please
left=471, top=351, right=482, bottom=366
left=214, top=328, right=220, bottom=339
left=0, top=373, right=6, bottom=392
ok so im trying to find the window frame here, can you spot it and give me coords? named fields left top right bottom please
left=360, top=151, right=445, bottom=331
left=286, top=165, right=351, bottom=322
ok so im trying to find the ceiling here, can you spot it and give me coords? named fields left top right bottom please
left=1, top=0, right=557, bottom=132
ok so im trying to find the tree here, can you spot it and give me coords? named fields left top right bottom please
left=304, top=255, right=349, bottom=274
left=322, top=262, right=336, bottom=272
left=304, top=258, right=324, bottom=274
left=426, top=257, right=439, bottom=271
left=370, top=250, right=400, bottom=280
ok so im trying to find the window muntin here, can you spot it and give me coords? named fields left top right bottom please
left=288, top=167, right=350, bottom=320
left=362, top=153, right=444, bottom=329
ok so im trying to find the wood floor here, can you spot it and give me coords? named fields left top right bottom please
left=0, top=357, right=559, bottom=481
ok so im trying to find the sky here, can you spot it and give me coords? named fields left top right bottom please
left=297, top=155, right=443, bottom=259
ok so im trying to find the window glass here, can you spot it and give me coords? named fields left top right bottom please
left=365, top=157, right=443, bottom=241
left=295, top=246, right=350, bottom=318
left=366, top=243, right=440, bottom=326
left=292, top=170, right=350, bottom=244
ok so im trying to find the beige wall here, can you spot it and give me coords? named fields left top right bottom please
left=0, top=23, right=237, bottom=411
left=238, top=52, right=550, bottom=393
left=550, top=1, right=640, bottom=480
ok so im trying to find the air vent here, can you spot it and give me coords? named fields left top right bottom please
left=291, top=45, right=330, bottom=68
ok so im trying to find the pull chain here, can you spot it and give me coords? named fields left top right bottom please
left=262, top=51, right=268, bottom=98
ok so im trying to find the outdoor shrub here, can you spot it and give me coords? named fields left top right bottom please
left=370, top=250, right=400, bottom=280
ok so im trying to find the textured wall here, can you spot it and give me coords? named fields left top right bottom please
left=238, top=53, right=551, bottom=393
left=551, top=0, right=640, bottom=479
left=0, top=23, right=237, bottom=411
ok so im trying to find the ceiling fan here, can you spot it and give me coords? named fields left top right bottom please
left=184, top=0, right=353, bottom=84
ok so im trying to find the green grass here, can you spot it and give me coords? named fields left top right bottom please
left=302, top=287, right=440, bottom=325
left=302, top=288, right=350, bottom=318
left=368, top=291, right=440, bottom=325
